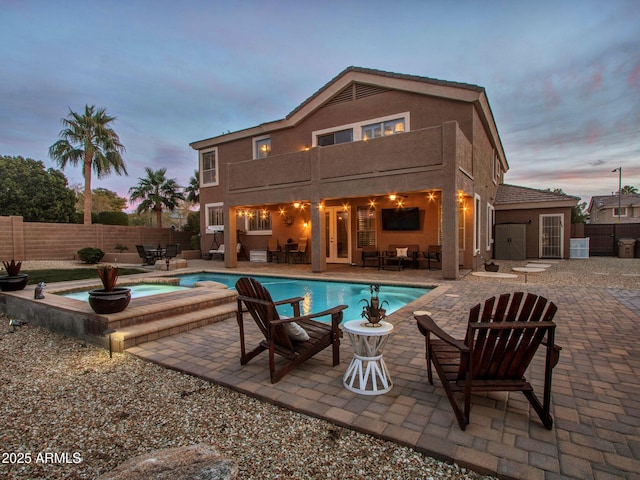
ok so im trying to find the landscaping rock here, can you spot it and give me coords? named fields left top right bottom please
left=97, top=444, right=237, bottom=480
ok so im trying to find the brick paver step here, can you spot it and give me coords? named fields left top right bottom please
left=110, top=302, right=238, bottom=352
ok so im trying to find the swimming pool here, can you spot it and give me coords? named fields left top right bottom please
left=178, top=272, right=430, bottom=318
left=61, top=283, right=190, bottom=301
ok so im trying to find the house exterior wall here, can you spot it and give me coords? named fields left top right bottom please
left=494, top=207, right=573, bottom=259
left=590, top=205, right=640, bottom=223
left=195, top=70, right=506, bottom=279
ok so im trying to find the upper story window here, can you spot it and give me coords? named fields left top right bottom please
left=201, top=148, right=218, bottom=186
left=318, top=129, right=353, bottom=146
left=254, top=136, right=271, bottom=159
left=312, top=112, right=410, bottom=147
left=362, top=118, right=405, bottom=140
left=613, top=207, right=627, bottom=217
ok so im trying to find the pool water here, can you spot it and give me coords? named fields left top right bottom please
left=178, top=273, right=430, bottom=319
left=61, top=283, right=190, bottom=301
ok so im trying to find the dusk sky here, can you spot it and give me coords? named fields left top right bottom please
left=2, top=0, right=639, bottom=210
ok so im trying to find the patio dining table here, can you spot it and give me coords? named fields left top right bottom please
left=148, top=248, right=166, bottom=260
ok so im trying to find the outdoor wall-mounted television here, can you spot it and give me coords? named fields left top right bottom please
left=381, top=207, right=421, bottom=231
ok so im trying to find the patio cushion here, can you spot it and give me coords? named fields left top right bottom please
left=283, top=321, right=310, bottom=342
left=396, top=247, right=408, bottom=258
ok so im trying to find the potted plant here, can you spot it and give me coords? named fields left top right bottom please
left=359, top=284, right=389, bottom=327
left=88, top=264, right=131, bottom=314
left=0, top=259, right=29, bottom=292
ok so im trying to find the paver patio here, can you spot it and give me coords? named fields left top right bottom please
left=124, top=262, right=639, bottom=479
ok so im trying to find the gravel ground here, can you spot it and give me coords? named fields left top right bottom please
left=1, top=256, right=637, bottom=479
left=0, top=324, right=492, bottom=480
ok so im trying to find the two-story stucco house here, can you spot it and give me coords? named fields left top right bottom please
left=190, top=67, right=509, bottom=279
left=587, top=194, right=640, bottom=223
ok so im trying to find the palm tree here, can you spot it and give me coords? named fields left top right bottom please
left=621, top=185, right=638, bottom=195
left=185, top=169, right=200, bottom=204
left=49, top=105, right=127, bottom=225
left=129, top=167, right=185, bottom=227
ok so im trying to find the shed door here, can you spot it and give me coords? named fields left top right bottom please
left=495, top=224, right=526, bottom=260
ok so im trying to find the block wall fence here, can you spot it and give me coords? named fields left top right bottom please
left=0, top=216, right=192, bottom=261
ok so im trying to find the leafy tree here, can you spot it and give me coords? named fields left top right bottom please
left=571, top=202, right=588, bottom=224
left=75, top=187, right=127, bottom=212
left=621, top=185, right=638, bottom=194
left=185, top=169, right=199, bottom=204
left=49, top=104, right=127, bottom=225
left=184, top=210, right=200, bottom=234
left=129, top=167, right=185, bottom=227
left=0, top=155, right=76, bottom=222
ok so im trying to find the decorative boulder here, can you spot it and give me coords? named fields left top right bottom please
left=97, top=444, right=237, bottom=480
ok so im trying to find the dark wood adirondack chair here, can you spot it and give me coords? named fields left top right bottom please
left=235, top=277, right=348, bottom=383
left=415, top=292, right=561, bottom=430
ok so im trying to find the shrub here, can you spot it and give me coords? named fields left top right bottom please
left=77, top=247, right=105, bottom=264
left=190, top=233, right=201, bottom=250
left=97, top=211, right=129, bottom=225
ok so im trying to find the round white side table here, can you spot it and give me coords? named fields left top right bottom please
left=342, top=320, right=394, bottom=395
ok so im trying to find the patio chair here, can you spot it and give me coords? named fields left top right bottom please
left=163, top=244, right=178, bottom=270
left=136, top=245, right=155, bottom=266
left=267, top=238, right=281, bottom=263
left=290, top=238, right=308, bottom=264
left=209, top=243, right=226, bottom=260
left=235, top=276, right=347, bottom=383
left=416, top=245, right=441, bottom=270
left=415, top=292, right=561, bottom=430
left=361, top=246, right=379, bottom=268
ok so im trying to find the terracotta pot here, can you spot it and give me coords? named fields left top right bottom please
left=0, top=274, right=29, bottom=292
left=88, top=287, right=131, bottom=314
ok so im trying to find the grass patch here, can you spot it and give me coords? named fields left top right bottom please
left=23, top=268, right=148, bottom=285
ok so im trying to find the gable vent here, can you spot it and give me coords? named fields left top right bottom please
left=324, top=85, right=355, bottom=107
left=322, top=83, right=390, bottom=109
left=355, top=83, right=389, bottom=99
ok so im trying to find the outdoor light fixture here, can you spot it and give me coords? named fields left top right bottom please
left=388, top=193, right=408, bottom=201
left=612, top=167, right=622, bottom=223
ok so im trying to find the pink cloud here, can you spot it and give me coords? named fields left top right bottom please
left=586, top=120, right=602, bottom=144
left=628, top=63, right=640, bottom=88
left=587, top=67, right=603, bottom=93
left=544, top=79, right=560, bottom=109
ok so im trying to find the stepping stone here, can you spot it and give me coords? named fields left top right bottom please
left=471, top=272, right=518, bottom=278
left=525, top=263, right=552, bottom=268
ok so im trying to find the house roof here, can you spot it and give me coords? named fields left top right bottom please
left=588, top=194, right=640, bottom=211
left=189, top=66, right=507, bottom=171
left=495, top=184, right=579, bottom=210
left=287, top=66, right=485, bottom=119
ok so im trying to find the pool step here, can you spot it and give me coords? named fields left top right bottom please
left=102, top=287, right=237, bottom=330
left=110, top=301, right=238, bottom=353
left=98, top=285, right=238, bottom=353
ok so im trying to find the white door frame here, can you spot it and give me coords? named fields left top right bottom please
left=325, top=206, right=351, bottom=263
left=539, top=214, right=563, bottom=258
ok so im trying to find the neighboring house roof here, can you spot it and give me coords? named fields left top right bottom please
left=588, top=194, right=640, bottom=212
left=190, top=66, right=507, bottom=172
left=495, top=184, right=579, bottom=210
